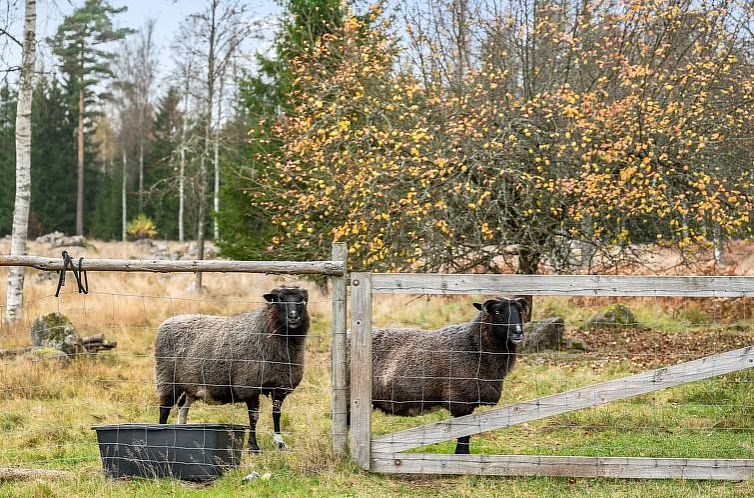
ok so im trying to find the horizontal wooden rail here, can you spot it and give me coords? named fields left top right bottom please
left=372, top=345, right=754, bottom=453
left=0, top=255, right=345, bottom=276
left=371, top=273, right=754, bottom=297
left=371, top=453, right=754, bottom=480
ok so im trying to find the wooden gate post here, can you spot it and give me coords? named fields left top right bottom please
left=349, top=272, right=372, bottom=469
left=330, top=243, right=348, bottom=455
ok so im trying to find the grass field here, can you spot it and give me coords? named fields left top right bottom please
left=0, top=240, right=753, bottom=497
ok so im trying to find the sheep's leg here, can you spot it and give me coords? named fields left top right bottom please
left=177, top=394, right=194, bottom=424
left=454, top=435, right=471, bottom=454
left=160, top=391, right=186, bottom=424
left=159, top=406, right=171, bottom=425
left=246, top=395, right=261, bottom=454
left=158, top=391, right=182, bottom=424
left=271, top=391, right=288, bottom=450
left=451, top=404, right=474, bottom=454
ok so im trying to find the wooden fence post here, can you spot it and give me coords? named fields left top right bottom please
left=350, top=272, right=372, bottom=469
left=330, top=243, right=348, bottom=455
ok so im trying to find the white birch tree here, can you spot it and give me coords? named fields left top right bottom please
left=176, top=57, right=194, bottom=243
left=5, top=0, right=36, bottom=324
left=176, top=0, right=253, bottom=290
left=133, top=20, right=158, bottom=213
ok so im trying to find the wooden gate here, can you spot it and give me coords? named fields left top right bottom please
left=349, top=273, right=754, bottom=479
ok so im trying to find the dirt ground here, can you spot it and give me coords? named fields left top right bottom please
left=563, top=325, right=752, bottom=369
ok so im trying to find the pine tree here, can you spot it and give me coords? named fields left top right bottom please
left=0, top=84, right=17, bottom=236
left=144, top=86, right=183, bottom=239
left=49, top=0, right=132, bottom=235
left=29, top=77, right=78, bottom=234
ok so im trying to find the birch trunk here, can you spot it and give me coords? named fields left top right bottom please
left=178, top=61, right=190, bottom=243
left=193, top=0, right=218, bottom=292
left=76, top=86, right=85, bottom=235
left=178, top=142, right=185, bottom=242
left=121, top=148, right=127, bottom=242
left=194, top=154, right=207, bottom=291
left=212, top=72, right=224, bottom=241
left=6, top=0, right=37, bottom=324
left=138, top=139, right=144, bottom=213
left=713, top=225, right=726, bottom=266
left=213, top=139, right=219, bottom=240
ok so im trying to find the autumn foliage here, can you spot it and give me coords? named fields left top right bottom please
left=248, top=1, right=754, bottom=273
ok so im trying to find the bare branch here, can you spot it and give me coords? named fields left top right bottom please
left=0, top=26, right=22, bottom=47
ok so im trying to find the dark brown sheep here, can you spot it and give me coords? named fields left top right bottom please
left=357, top=297, right=528, bottom=454
left=155, top=286, right=309, bottom=453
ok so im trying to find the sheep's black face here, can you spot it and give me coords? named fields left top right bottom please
left=474, top=298, right=529, bottom=344
left=264, top=287, right=309, bottom=330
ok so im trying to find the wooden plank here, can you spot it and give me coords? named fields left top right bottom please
left=0, top=468, right=75, bottom=482
left=330, top=243, right=349, bottom=455
left=371, top=273, right=754, bottom=297
left=350, top=272, right=373, bottom=469
left=370, top=453, right=754, bottom=480
left=0, top=255, right=345, bottom=276
left=372, top=346, right=754, bottom=453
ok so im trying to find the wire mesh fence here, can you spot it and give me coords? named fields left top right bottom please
left=2, top=264, right=754, bottom=481
left=352, top=273, right=754, bottom=479
left=0, top=266, right=342, bottom=478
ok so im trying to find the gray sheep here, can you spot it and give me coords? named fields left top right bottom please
left=353, top=297, right=528, bottom=454
left=155, top=286, right=309, bottom=453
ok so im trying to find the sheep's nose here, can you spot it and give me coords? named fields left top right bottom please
left=514, top=324, right=522, bottom=334
left=289, top=310, right=299, bottom=319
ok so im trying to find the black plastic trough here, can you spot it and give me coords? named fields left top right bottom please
left=92, top=423, right=247, bottom=481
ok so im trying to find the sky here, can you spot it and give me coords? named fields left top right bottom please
left=114, top=0, right=280, bottom=54
left=1, top=0, right=282, bottom=87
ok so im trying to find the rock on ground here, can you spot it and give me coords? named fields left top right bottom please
left=23, top=347, right=70, bottom=363
left=583, top=303, right=637, bottom=329
left=187, top=241, right=218, bottom=259
left=522, top=317, right=565, bottom=352
left=35, top=231, right=87, bottom=249
left=29, top=312, right=83, bottom=357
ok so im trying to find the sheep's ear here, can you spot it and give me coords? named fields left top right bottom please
left=473, top=302, right=483, bottom=311
left=514, top=297, right=530, bottom=314
left=263, top=292, right=278, bottom=303
left=479, top=299, right=498, bottom=312
left=482, top=299, right=500, bottom=312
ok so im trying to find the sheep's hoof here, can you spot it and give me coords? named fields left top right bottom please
left=249, top=446, right=261, bottom=455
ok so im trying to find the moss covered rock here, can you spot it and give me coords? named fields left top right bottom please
left=29, top=313, right=83, bottom=357
left=23, top=347, right=70, bottom=363
left=583, top=304, right=637, bottom=329
left=522, top=317, right=564, bottom=352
